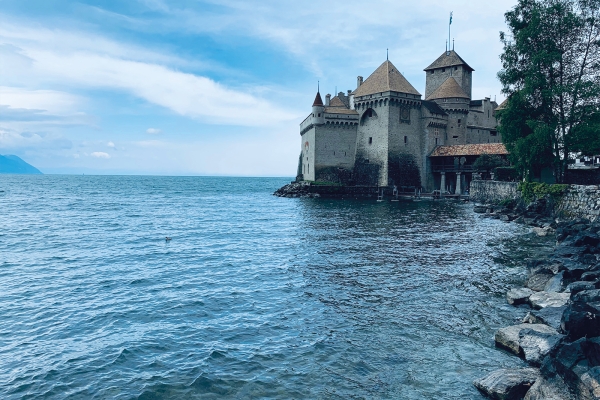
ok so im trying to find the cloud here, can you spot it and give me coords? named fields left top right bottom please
left=107, top=141, right=115, bottom=148
left=90, top=151, right=111, bottom=159
left=0, top=87, right=81, bottom=116
left=146, top=128, right=161, bottom=134
left=0, top=20, right=299, bottom=127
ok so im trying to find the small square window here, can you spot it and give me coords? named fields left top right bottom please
left=368, top=137, right=373, bottom=144
left=404, top=136, right=408, bottom=144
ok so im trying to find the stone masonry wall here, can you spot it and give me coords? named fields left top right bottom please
left=470, top=180, right=519, bottom=204
left=471, top=181, right=600, bottom=222
left=555, top=185, right=600, bottom=222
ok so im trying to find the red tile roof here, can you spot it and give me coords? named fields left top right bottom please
left=312, top=92, right=324, bottom=106
left=430, top=143, right=508, bottom=157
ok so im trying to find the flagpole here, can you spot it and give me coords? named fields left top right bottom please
left=448, top=12, right=453, bottom=54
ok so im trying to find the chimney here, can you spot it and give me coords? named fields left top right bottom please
left=357, top=76, right=363, bottom=89
left=325, top=94, right=331, bottom=106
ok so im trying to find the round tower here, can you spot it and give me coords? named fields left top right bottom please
left=312, top=91, right=325, bottom=125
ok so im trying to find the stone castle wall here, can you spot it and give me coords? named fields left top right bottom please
left=471, top=180, right=600, bottom=222
left=555, top=185, right=600, bottom=221
left=470, top=180, right=519, bottom=203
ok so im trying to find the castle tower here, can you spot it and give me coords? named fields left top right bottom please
left=352, top=59, right=423, bottom=187
left=426, top=76, right=470, bottom=145
left=424, top=50, right=473, bottom=99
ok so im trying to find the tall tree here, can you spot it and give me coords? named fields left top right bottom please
left=497, top=0, right=600, bottom=182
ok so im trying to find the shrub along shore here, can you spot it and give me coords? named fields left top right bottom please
left=473, top=196, right=600, bottom=399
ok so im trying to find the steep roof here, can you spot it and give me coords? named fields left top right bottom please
left=324, top=95, right=358, bottom=115
left=324, top=107, right=358, bottom=115
left=353, top=60, right=421, bottom=97
left=429, top=143, right=508, bottom=157
left=328, top=96, right=345, bottom=107
left=426, top=77, right=470, bottom=100
left=424, top=50, right=474, bottom=72
left=421, top=100, right=447, bottom=115
left=313, top=91, right=324, bottom=106
left=495, top=98, right=509, bottom=110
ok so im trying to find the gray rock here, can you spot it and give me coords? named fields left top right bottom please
left=545, top=271, right=565, bottom=293
left=529, top=292, right=570, bottom=309
left=566, top=281, right=597, bottom=295
left=474, top=368, right=541, bottom=400
left=533, top=226, right=555, bottom=236
left=528, top=273, right=554, bottom=291
left=578, top=366, right=600, bottom=399
left=507, top=288, right=535, bottom=305
left=524, top=377, right=574, bottom=400
left=582, top=271, right=600, bottom=282
left=572, top=289, right=600, bottom=304
left=527, top=306, right=567, bottom=331
left=474, top=205, right=487, bottom=213
left=519, top=328, right=565, bottom=366
left=495, top=324, right=558, bottom=355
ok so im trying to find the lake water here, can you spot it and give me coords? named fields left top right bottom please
left=0, top=176, right=552, bottom=399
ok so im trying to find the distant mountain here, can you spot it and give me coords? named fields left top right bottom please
left=0, top=155, right=42, bottom=174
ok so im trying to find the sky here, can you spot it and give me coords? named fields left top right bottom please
left=0, top=0, right=518, bottom=176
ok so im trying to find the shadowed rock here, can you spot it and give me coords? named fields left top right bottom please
left=474, top=368, right=540, bottom=400
left=519, top=328, right=564, bottom=366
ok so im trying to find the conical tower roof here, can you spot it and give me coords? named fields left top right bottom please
left=353, top=60, right=421, bottom=97
left=424, top=50, right=474, bottom=72
left=426, top=77, right=470, bottom=100
left=312, top=91, right=324, bottom=106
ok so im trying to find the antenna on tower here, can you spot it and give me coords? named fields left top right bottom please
left=446, top=40, right=448, bottom=52
left=318, top=81, right=320, bottom=92
left=387, top=48, right=389, bottom=61
left=453, top=38, right=455, bottom=50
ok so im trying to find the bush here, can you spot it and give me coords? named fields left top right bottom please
left=517, top=182, right=568, bottom=203
left=494, top=166, right=519, bottom=181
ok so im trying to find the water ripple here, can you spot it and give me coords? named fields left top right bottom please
left=0, top=176, right=554, bottom=399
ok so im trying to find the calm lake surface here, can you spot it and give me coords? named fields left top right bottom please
left=0, top=176, right=553, bottom=399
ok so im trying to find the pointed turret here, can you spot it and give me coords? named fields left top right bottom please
left=312, top=91, right=324, bottom=106
left=311, top=89, right=325, bottom=125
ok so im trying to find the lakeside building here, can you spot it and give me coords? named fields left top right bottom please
left=298, top=50, right=507, bottom=194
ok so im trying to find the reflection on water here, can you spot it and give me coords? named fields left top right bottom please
left=0, top=176, right=553, bottom=399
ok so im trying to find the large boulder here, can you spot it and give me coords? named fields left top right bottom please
left=524, top=306, right=567, bottom=331
left=566, top=281, right=597, bottom=295
left=572, top=289, right=600, bottom=304
left=578, top=367, right=600, bottom=399
left=544, top=271, right=565, bottom=293
left=507, top=288, right=535, bottom=305
left=529, top=292, right=570, bottom=309
left=562, top=302, right=600, bottom=340
left=495, top=324, right=558, bottom=355
left=527, top=272, right=554, bottom=291
left=524, top=377, right=574, bottom=400
left=474, top=368, right=541, bottom=400
left=519, top=328, right=565, bottom=366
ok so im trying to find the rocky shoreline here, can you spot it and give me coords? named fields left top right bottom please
left=473, top=199, right=600, bottom=399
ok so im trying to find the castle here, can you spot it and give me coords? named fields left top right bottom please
left=297, top=49, right=507, bottom=194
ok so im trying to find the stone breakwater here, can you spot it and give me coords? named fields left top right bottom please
left=473, top=209, right=600, bottom=399
left=471, top=181, right=600, bottom=222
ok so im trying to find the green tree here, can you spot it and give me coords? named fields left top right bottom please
left=497, top=0, right=600, bottom=182
left=472, top=153, right=508, bottom=172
